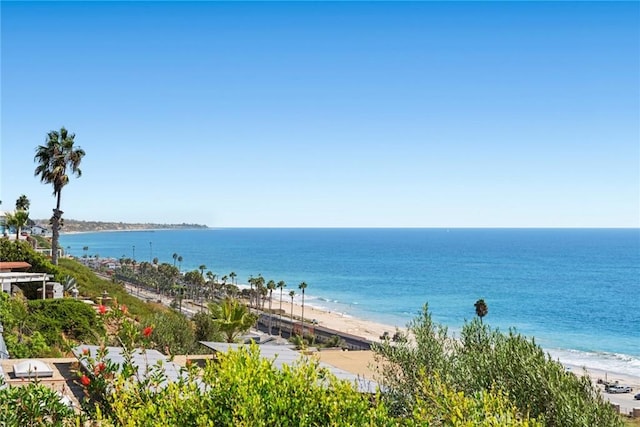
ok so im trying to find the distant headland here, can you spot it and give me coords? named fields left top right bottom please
left=33, top=219, right=209, bottom=233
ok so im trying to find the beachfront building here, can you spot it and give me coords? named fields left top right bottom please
left=30, top=224, right=49, bottom=236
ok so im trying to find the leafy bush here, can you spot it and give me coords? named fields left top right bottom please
left=373, top=304, right=624, bottom=427
left=143, top=311, right=199, bottom=355
left=0, top=379, right=76, bottom=426
left=90, top=345, right=394, bottom=426
left=27, top=298, right=104, bottom=347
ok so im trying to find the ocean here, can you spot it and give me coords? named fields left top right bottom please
left=60, top=228, right=640, bottom=377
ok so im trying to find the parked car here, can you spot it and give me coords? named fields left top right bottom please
left=634, top=393, right=640, bottom=400
left=606, top=385, right=632, bottom=393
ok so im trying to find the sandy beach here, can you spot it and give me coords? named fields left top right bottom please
left=276, top=298, right=404, bottom=343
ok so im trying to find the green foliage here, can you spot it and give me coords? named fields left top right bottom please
left=57, top=257, right=160, bottom=318
left=94, top=345, right=394, bottom=426
left=409, top=374, right=542, bottom=426
left=0, top=379, right=76, bottom=426
left=0, top=292, right=54, bottom=357
left=27, top=298, right=104, bottom=347
left=144, top=311, right=199, bottom=355
left=192, top=310, right=223, bottom=342
left=209, top=298, right=257, bottom=343
left=4, top=331, right=52, bottom=359
left=373, top=304, right=624, bottom=427
left=0, top=239, right=59, bottom=277
left=455, top=319, right=623, bottom=426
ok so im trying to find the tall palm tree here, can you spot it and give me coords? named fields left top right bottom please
left=229, top=271, right=237, bottom=285
left=266, top=280, right=276, bottom=334
left=34, top=127, right=85, bottom=265
left=16, top=195, right=30, bottom=211
left=248, top=276, right=254, bottom=309
left=474, top=299, right=488, bottom=323
left=209, top=298, right=257, bottom=343
left=172, top=253, right=178, bottom=267
left=289, top=290, right=296, bottom=335
left=206, top=271, right=215, bottom=298
left=177, top=255, right=183, bottom=272
left=199, top=264, right=207, bottom=278
left=83, top=246, right=89, bottom=259
left=255, top=275, right=266, bottom=310
left=298, top=282, right=308, bottom=336
left=276, top=280, right=286, bottom=335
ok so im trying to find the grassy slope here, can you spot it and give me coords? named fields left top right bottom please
left=58, top=258, right=167, bottom=318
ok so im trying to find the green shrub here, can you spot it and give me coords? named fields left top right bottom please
left=27, top=298, right=104, bottom=347
left=0, top=379, right=76, bottom=426
left=373, top=304, right=624, bottom=427
left=143, top=311, right=199, bottom=355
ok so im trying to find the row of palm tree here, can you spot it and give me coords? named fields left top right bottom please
left=171, top=253, right=184, bottom=271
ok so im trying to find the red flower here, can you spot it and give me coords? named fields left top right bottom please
left=80, top=375, right=90, bottom=386
left=94, top=362, right=106, bottom=374
left=98, top=305, right=107, bottom=315
left=119, top=304, right=128, bottom=314
left=143, top=326, right=153, bottom=337
left=82, top=348, right=90, bottom=356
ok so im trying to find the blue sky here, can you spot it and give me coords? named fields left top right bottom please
left=1, top=1, right=638, bottom=227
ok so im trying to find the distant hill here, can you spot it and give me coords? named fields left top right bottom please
left=33, top=219, right=208, bottom=233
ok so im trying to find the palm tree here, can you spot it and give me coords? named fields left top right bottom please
left=248, top=275, right=254, bottom=309
left=474, top=299, right=488, bottom=323
left=16, top=195, right=30, bottom=211
left=266, top=280, right=276, bottom=334
left=199, top=264, right=207, bottom=278
left=5, top=210, right=29, bottom=240
left=298, top=282, right=308, bottom=336
left=229, top=271, right=237, bottom=285
left=255, top=275, right=265, bottom=310
left=172, top=253, right=178, bottom=267
left=177, top=255, right=183, bottom=272
left=209, top=298, right=257, bottom=343
left=276, top=280, right=286, bottom=335
left=289, top=290, right=296, bottom=334
left=83, top=246, right=89, bottom=259
left=34, top=127, right=85, bottom=265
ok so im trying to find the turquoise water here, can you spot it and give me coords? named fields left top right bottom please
left=61, top=228, right=640, bottom=376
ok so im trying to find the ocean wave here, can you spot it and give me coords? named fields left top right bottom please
left=546, top=348, right=640, bottom=378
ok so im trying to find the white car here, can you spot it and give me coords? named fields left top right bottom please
left=607, top=385, right=632, bottom=393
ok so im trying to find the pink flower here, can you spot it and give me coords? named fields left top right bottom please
left=143, top=326, right=153, bottom=337
left=119, top=304, right=128, bottom=314
left=80, top=375, right=90, bottom=386
left=98, top=305, right=107, bottom=315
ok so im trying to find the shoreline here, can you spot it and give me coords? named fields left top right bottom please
left=277, top=295, right=640, bottom=385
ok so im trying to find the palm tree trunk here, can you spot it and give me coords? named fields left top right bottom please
left=278, top=289, right=283, bottom=336
left=301, top=291, right=305, bottom=337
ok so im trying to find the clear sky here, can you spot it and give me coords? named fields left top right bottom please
left=1, top=1, right=638, bottom=228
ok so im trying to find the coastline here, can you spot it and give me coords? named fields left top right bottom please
left=278, top=295, right=640, bottom=391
